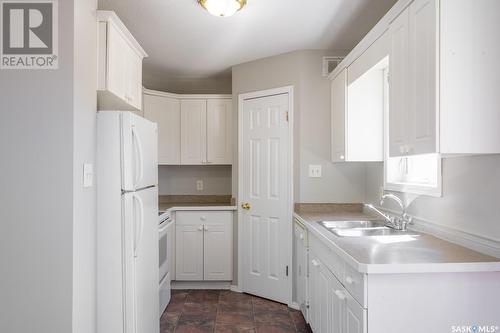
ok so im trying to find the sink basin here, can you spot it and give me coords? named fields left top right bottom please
left=317, top=220, right=419, bottom=238
left=319, top=220, right=386, bottom=229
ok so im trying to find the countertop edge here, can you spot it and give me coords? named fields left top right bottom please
left=293, top=212, right=500, bottom=274
left=163, top=206, right=238, bottom=213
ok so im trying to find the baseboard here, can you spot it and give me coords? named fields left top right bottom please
left=171, top=281, right=232, bottom=290
left=230, top=285, right=242, bottom=293
left=289, top=302, right=301, bottom=311
left=371, top=206, right=500, bottom=258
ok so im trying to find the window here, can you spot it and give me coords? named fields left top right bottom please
left=383, top=68, right=442, bottom=197
left=384, top=154, right=442, bottom=196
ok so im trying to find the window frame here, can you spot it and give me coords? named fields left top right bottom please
left=382, top=68, right=443, bottom=197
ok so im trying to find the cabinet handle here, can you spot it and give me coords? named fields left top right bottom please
left=345, top=276, right=354, bottom=285
left=200, top=216, right=207, bottom=221
left=335, top=290, right=346, bottom=300
left=311, top=259, right=320, bottom=267
left=198, top=225, right=203, bottom=231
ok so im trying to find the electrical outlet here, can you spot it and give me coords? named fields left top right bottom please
left=196, top=180, right=204, bottom=191
left=308, top=165, right=322, bottom=178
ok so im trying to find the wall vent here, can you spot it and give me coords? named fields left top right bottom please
left=322, top=56, right=344, bottom=77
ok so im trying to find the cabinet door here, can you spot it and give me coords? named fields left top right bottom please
left=389, top=7, right=410, bottom=157
left=207, top=99, right=232, bottom=165
left=408, top=0, right=438, bottom=154
left=345, top=295, right=367, bottom=333
left=106, top=22, right=128, bottom=103
left=175, top=223, right=203, bottom=280
left=331, top=69, right=347, bottom=162
left=308, top=254, right=320, bottom=332
left=127, top=49, right=143, bottom=110
left=329, top=274, right=345, bottom=333
left=309, top=253, right=331, bottom=333
left=181, top=100, right=207, bottom=165
left=203, top=218, right=232, bottom=280
left=144, top=94, right=181, bottom=164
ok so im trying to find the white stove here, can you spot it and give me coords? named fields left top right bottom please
left=158, top=210, right=172, bottom=316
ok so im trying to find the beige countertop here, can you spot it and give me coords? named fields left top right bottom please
left=159, top=195, right=237, bottom=213
left=294, top=203, right=500, bottom=274
left=159, top=202, right=237, bottom=212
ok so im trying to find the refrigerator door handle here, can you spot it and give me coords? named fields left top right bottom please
left=132, top=125, right=144, bottom=189
left=133, top=193, right=145, bottom=258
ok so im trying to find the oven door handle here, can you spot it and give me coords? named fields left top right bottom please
left=159, top=219, right=173, bottom=236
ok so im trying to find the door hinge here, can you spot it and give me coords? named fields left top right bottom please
left=286, top=265, right=289, bottom=276
left=285, top=111, right=289, bottom=122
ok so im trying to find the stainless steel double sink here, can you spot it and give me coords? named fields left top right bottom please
left=317, top=220, right=419, bottom=237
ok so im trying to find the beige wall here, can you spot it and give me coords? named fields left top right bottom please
left=72, top=1, right=98, bottom=333
left=0, top=1, right=75, bottom=332
left=366, top=155, right=500, bottom=247
left=231, top=50, right=366, bottom=204
left=159, top=165, right=232, bottom=196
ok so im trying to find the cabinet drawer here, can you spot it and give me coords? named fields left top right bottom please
left=310, top=233, right=344, bottom=281
left=344, top=262, right=367, bottom=308
left=175, top=211, right=232, bottom=226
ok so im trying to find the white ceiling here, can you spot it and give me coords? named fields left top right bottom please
left=98, top=0, right=397, bottom=92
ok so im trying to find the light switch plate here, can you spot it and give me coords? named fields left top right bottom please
left=196, top=180, right=204, bottom=191
left=83, top=163, right=94, bottom=188
left=308, top=165, right=322, bottom=178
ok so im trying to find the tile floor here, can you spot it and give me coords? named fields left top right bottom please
left=160, top=289, right=312, bottom=333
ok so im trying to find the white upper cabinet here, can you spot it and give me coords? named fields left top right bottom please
left=331, top=69, right=347, bottom=162
left=389, top=0, right=500, bottom=157
left=97, top=11, right=147, bottom=111
left=181, top=100, right=208, bottom=165
left=388, top=6, right=410, bottom=157
left=207, top=99, right=232, bottom=165
left=143, top=93, right=181, bottom=165
left=180, top=98, right=232, bottom=165
left=331, top=32, right=388, bottom=162
left=143, top=90, right=232, bottom=166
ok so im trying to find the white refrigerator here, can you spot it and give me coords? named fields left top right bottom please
left=97, top=111, right=159, bottom=333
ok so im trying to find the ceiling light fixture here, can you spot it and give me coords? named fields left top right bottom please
left=198, top=0, right=247, bottom=17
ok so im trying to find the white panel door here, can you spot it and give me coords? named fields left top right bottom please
left=203, top=217, right=232, bottom=281
left=181, top=100, right=207, bottom=165
left=389, top=7, right=410, bottom=157
left=175, top=213, right=203, bottom=281
left=408, top=0, right=438, bottom=155
left=241, top=92, right=291, bottom=304
left=143, top=94, right=181, bottom=165
left=122, top=186, right=159, bottom=333
left=207, top=99, right=232, bottom=165
left=331, top=69, right=347, bottom=162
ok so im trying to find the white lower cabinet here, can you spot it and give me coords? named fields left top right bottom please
left=309, top=252, right=366, bottom=333
left=307, top=235, right=367, bottom=333
left=175, top=211, right=233, bottom=281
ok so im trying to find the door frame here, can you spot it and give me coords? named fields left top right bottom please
left=237, top=86, right=294, bottom=306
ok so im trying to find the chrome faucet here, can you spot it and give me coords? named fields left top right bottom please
left=366, top=193, right=413, bottom=231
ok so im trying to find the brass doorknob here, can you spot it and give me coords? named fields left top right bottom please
left=241, top=202, right=251, bottom=210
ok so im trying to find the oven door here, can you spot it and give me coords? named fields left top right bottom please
left=159, top=218, right=172, bottom=281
